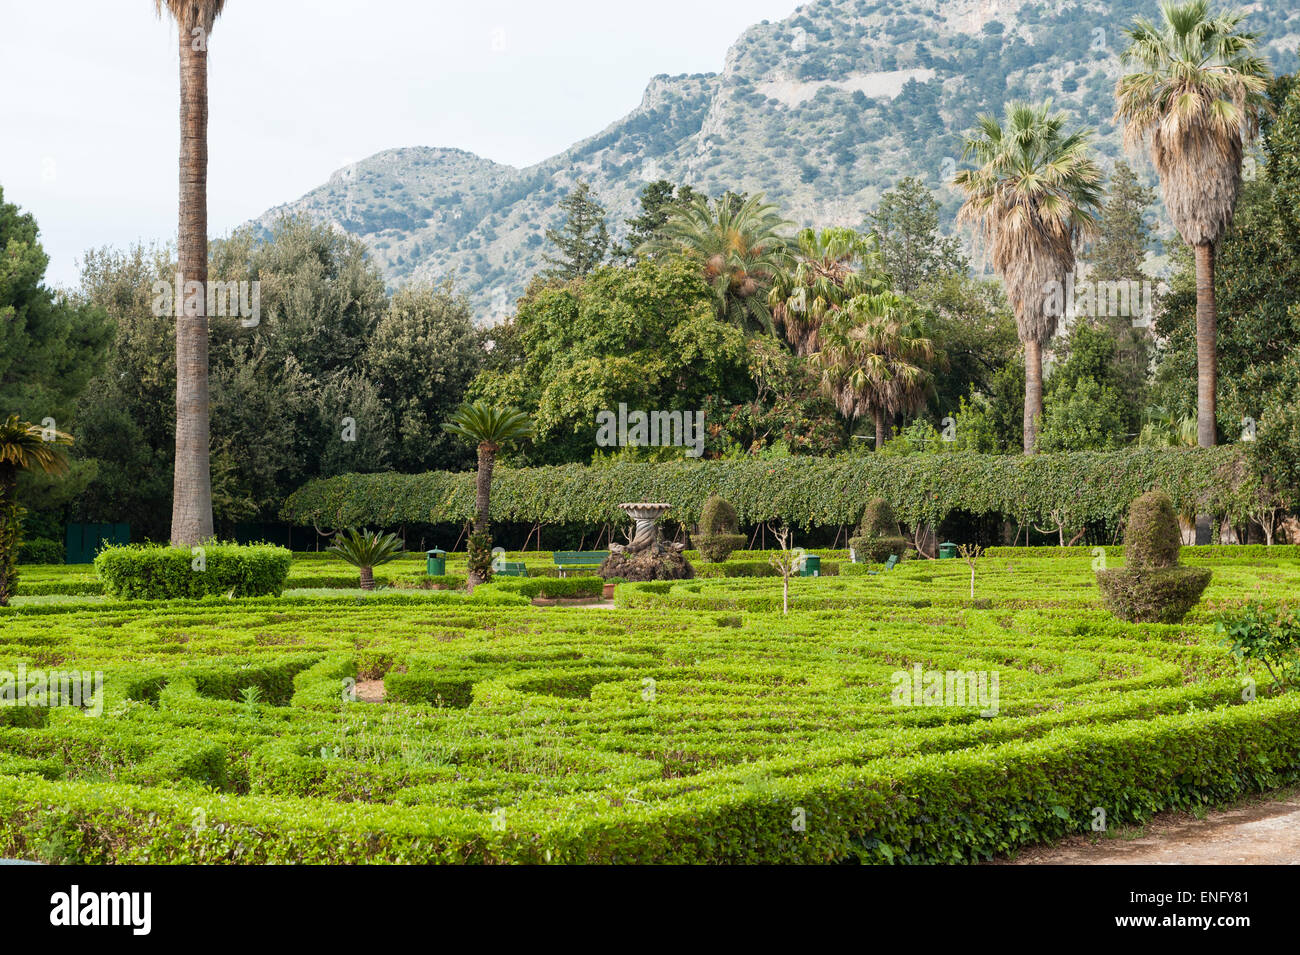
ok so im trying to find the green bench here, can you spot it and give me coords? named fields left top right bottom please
left=553, top=551, right=608, bottom=577
left=869, top=554, right=900, bottom=576
left=495, top=561, right=529, bottom=578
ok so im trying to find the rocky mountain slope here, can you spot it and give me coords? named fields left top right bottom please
left=251, top=0, right=1300, bottom=322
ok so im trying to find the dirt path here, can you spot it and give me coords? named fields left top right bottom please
left=995, top=788, right=1300, bottom=864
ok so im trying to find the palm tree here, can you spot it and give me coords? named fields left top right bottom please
left=328, top=528, right=404, bottom=591
left=1116, top=0, right=1271, bottom=542
left=155, top=0, right=227, bottom=547
left=955, top=102, right=1103, bottom=453
left=443, top=402, right=533, bottom=586
left=814, top=292, right=936, bottom=449
left=639, top=193, right=793, bottom=334
left=768, top=227, right=887, bottom=356
left=0, top=416, right=73, bottom=606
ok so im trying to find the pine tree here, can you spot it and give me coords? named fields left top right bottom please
left=542, top=181, right=610, bottom=279
left=618, top=180, right=705, bottom=261
left=1088, top=161, right=1157, bottom=284
left=871, top=177, right=967, bottom=292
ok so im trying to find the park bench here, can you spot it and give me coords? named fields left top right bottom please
left=496, top=561, right=529, bottom=577
left=869, top=554, right=900, bottom=576
left=553, top=551, right=608, bottom=577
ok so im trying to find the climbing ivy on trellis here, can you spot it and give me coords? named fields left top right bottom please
left=281, top=448, right=1263, bottom=533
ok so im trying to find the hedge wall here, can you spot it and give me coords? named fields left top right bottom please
left=282, top=448, right=1262, bottom=532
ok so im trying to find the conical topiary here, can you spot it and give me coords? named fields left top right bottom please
left=696, top=494, right=745, bottom=562
left=1096, top=490, right=1210, bottom=623
left=848, top=497, right=909, bottom=564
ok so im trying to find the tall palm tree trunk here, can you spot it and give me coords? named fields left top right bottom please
left=873, top=408, right=886, bottom=450
left=474, top=444, right=497, bottom=533
left=170, top=27, right=214, bottom=546
left=1023, top=338, right=1043, bottom=454
left=1194, top=241, right=1218, bottom=544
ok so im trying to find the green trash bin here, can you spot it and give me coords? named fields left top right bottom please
left=800, top=554, right=821, bottom=577
left=426, top=548, right=447, bottom=576
left=938, top=542, right=958, bottom=560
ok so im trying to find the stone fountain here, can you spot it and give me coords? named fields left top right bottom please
left=601, top=502, right=693, bottom=581
left=609, top=503, right=683, bottom=556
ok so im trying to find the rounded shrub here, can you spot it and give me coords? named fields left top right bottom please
left=1096, top=490, right=1210, bottom=623
left=696, top=494, right=744, bottom=563
left=848, top=497, right=908, bottom=564
left=95, top=543, right=292, bottom=599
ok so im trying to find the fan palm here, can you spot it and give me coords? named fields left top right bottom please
left=814, top=292, right=936, bottom=449
left=155, top=0, right=227, bottom=547
left=328, top=528, right=404, bottom=591
left=1116, top=0, right=1271, bottom=540
left=639, top=194, right=793, bottom=334
left=0, top=416, right=73, bottom=606
left=955, top=102, right=1103, bottom=453
left=768, top=227, right=887, bottom=356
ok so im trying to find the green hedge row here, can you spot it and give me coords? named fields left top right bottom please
left=281, top=447, right=1263, bottom=532
left=1, top=694, right=1297, bottom=863
left=94, top=544, right=294, bottom=599
left=488, top=576, right=605, bottom=599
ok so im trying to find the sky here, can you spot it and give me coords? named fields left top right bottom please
left=0, top=0, right=803, bottom=289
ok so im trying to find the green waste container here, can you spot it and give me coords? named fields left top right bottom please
left=426, top=549, right=447, bottom=576
left=800, top=554, right=821, bottom=577
left=938, top=542, right=958, bottom=560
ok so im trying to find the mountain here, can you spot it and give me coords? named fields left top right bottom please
left=251, top=0, right=1300, bottom=323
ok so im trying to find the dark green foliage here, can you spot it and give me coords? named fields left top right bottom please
left=697, top=494, right=744, bottom=562
left=284, top=447, right=1263, bottom=534
left=542, top=181, right=610, bottom=280
left=1123, top=490, right=1182, bottom=569
left=849, top=496, right=908, bottom=562
left=16, top=538, right=62, bottom=565
left=94, top=544, right=292, bottom=599
left=1096, top=566, right=1212, bottom=624
left=699, top=494, right=739, bottom=534
left=697, top=534, right=747, bottom=562
left=1096, top=491, right=1210, bottom=623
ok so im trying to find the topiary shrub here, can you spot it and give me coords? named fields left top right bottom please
left=1123, top=490, right=1183, bottom=569
left=94, top=543, right=292, bottom=599
left=696, top=494, right=745, bottom=563
left=848, top=497, right=909, bottom=563
left=1096, top=490, right=1211, bottom=623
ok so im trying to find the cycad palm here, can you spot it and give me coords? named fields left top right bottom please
left=1116, top=0, right=1270, bottom=538
left=155, top=0, right=228, bottom=546
left=328, top=528, right=404, bottom=591
left=814, top=293, right=935, bottom=449
left=443, top=402, right=533, bottom=534
left=768, top=227, right=887, bottom=356
left=0, top=416, right=73, bottom=606
left=639, top=194, right=793, bottom=334
left=955, top=102, right=1103, bottom=453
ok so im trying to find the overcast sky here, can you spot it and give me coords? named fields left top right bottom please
left=0, top=0, right=802, bottom=288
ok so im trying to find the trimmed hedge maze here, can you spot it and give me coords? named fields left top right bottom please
left=1, top=552, right=1299, bottom=863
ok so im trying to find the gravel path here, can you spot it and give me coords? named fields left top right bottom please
left=995, top=789, right=1300, bottom=864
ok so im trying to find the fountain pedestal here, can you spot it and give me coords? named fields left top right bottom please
left=601, top=502, right=694, bottom=581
